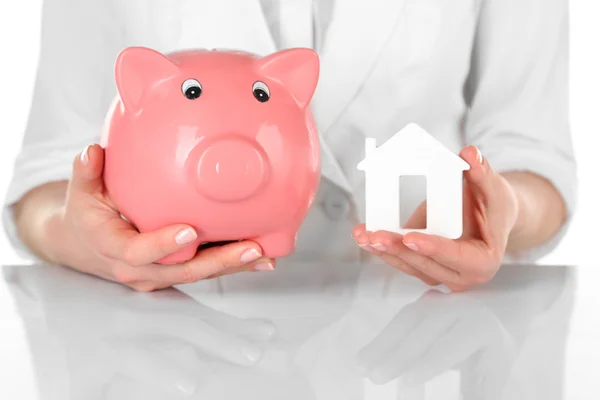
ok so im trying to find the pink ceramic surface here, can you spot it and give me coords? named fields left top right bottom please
left=100, top=47, right=321, bottom=264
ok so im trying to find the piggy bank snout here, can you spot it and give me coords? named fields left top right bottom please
left=194, top=136, right=269, bottom=202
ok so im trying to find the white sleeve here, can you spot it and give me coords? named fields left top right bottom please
left=2, top=0, right=124, bottom=260
left=464, top=0, right=577, bottom=262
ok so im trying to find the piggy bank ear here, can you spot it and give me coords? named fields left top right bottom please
left=256, top=48, right=320, bottom=108
left=115, top=47, right=180, bottom=111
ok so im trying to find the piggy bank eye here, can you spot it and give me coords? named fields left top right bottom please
left=182, top=79, right=202, bottom=100
left=252, top=81, right=270, bottom=103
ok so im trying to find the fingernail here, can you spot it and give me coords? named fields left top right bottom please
left=371, top=243, right=387, bottom=252
left=254, top=262, right=274, bottom=271
left=80, top=145, right=91, bottom=165
left=403, top=241, right=419, bottom=252
left=237, top=318, right=279, bottom=341
left=358, top=242, right=377, bottom=254
left=258, top=321, right=278, bottom=340
left=175, top=380, right=197, bottom=395
left=175, top=228, right=197, bottom=245
left=241, top=248, right=262, bottom=263
left=475, top=146, right=483, bottom=164
left=241, top=345, right=262, bottom=363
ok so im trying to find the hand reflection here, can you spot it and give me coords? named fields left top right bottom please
left=4, top=262, right=574, bottom=400
left=99, top=290, right=278, bottom=398
left=5, top=264, right=278, bottom=398
left=357, top=290, right=517, bottom=398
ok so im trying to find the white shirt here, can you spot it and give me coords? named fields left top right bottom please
left=2, top=0, right=577, bottom=264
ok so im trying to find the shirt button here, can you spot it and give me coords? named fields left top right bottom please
left=324, top=192, right=350, bottom=221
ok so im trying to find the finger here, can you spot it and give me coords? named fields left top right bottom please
left=355, top=228, right=378, bottom=254
left=223, top=317, right=278, bottom=341
left=378, top=254, right=440, bottom=286
left=126, top=258, right=276, bottom=292
left=109, top=224, right=200, bottom=266
left=150, top=240, right=267, bottom=285
left=369, top=231, right=462, bottom=285
left=189, top=308, right=278, bottom=342
left=402, top=232, right=498, bottom=283
left=131, top=312, right=265, bottom=366
left=207, top=257, right=277, bottom=278
left=109, top=287, right=279, bottom=346
left=359, top=229, right=441, bottom=285
left=404, top=257, right=464, bottom=290
left=146, top=289, right=278, bottom=341
left=68, top=144, right=106, bottom=198
left=352, top=223, right=367, bottom=238
left=110, top=340, right=199, bottom=396
left=357, top=302, right=425, bottom=374
left=402, top=318, right=486, bottom=385
left=365, top=310, right=459, bottom=385
left=460, top=145, right=509, bottom=245
left=205, top=264, right=257, bottom=278
left=357, top=290, right=445, bottom=372
left=460, top=145, right=488, bottom=191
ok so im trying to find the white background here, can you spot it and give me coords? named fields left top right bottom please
left=0, top=1, right=599, bottom=266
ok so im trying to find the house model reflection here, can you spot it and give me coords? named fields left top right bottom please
left=357, top=123, right=470, bottom=239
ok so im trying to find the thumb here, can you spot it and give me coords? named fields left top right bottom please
left=68, top=144, right=106, bottom=196
left=460, top=145, right=495, bottom=197
left=461, top=145, right=510, bottom=245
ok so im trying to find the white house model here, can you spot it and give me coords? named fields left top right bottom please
left=357, top=123, right=470, bottom=239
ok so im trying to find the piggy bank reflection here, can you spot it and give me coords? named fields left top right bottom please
left=101, top=47, right=321, bottom=264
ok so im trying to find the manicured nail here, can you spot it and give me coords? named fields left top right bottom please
left=241, top=248, right=261, bottom=263
left=175, top=228, right=197, bottom=245
left=403, top=241, right=420, bottom=252
left=254, top=262, right=274, bottom=271
left=475, top=146, right=483, bottom=164
left=80, top=145, right=91, bottom=165
left=241, top=345, right=262, bottom=363
left=175, top=380, right=197, bottom=395
left=371, top=243, right=387, bottom=252
left=256, top=320, right=278, bottom=340
left=358, top=242, right=377, bottom=254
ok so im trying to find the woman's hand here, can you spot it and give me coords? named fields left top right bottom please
left=21, top=144, right=275, bottom=292
left=353, top=146, right=520, bottom=292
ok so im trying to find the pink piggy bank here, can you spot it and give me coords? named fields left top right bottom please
left=100, top=47, right=321, bottom=264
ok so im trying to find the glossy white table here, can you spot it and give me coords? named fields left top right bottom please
left=0, top=261, right=598, bottom=399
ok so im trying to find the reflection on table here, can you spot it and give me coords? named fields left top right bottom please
left=2, top=260, right=574, bottom=400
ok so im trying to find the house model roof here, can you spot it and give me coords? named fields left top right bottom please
left=357, top=123, right=470, bottom=174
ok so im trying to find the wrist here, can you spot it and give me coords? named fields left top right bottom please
left=509, top=185, right=529, bottom=238
left=501, top=172, right=531, bottom=250
left=502, top=170, right=567, bottom=253
left=12, top=181, right=71, bottom=265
